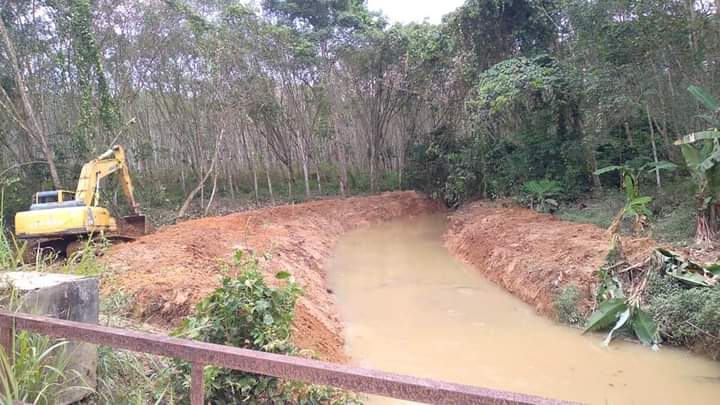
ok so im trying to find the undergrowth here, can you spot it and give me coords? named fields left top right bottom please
left=646, top=273, right=720, bottom=358
left=557, top=179, right=698, bottom=247
left=162, top=250, right=361, bottom=404
left=554, top=283, right=584, bottom=326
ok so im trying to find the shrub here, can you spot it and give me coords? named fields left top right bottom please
left=647, top=273, right=720, bottom=358
left=554, top=283, right=584, bottom=326
left=171, top=251, right=359, bottom=403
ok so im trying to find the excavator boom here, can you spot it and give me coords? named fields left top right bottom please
left=75, top=145, right=140, bottom=214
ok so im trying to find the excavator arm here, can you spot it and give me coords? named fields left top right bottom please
left=75, top=145, right=140, bottom=214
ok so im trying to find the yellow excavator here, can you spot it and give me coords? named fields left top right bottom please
left=14, top=145, right=149, bottom=258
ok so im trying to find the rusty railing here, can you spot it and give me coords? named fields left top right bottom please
left=0, top=310, right=575, bottom=405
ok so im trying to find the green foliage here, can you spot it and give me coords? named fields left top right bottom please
left=557, top=190, right=623, bottom=229
left=405, top=126, right=481, bottom=206
left=64, top=0, right=119, bottom=133
left=653, top=199, right=695, bottom=245
left=171, top=250, right=358, bottom=404
left=60, top=238, right=107, bottom=277
left=96, top=347, right=175, bottom=404
left=675, top=85, right=720, bottom=243
left=0, top=332, right=89, bottom=404
left=583, top=299, right=659, bottom=347
left=0, top=187, right=25, bottom=270
left=554, top=283, right=583, bottom=325
left=522, top=179, right=562, bottom=212
left=647, top=273, right=720, bottom=358
left=478, top=55, right=585, bottom=197
left=594, top=161, right=676, bottom=232
left=447, top=0, right=559, bottom=70
left=584, top=262, right=659, bottom=347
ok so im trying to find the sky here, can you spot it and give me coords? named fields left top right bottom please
left=366, top=0, right=466, bottom=24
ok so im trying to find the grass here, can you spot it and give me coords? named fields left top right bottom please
left=96, top=347, right=176, bottom=404
left=557, top=178, right=698, bottom=247
left=557, top=189, right=623, bottom=229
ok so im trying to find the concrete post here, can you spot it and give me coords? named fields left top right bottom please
left=0, top=272, right=99, bottom=404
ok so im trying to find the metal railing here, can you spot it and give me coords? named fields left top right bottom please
left=0, top=310, right=576, bottom=405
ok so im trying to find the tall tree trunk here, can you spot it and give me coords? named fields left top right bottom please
left=204, top=166, right=219, bottom=216
left=315, top=158, right=322, bottom=194
left=301, top=154, right=311, bottom=197
left=0, top=18, right=62, bottom=189
left=369, top=142, right=376, bottom=193
left=646, top=105, right=662, bottom=192
left=263, top=141, right=275, bottom=205
left=178, top=130, right=223, bottom=218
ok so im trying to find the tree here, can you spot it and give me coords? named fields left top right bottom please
left=0, top=14, right=62, bottom=189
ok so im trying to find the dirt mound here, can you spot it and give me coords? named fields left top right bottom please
left=444, top=201, right=656, bottom=316
left=105, top=191, right=440, bottom=362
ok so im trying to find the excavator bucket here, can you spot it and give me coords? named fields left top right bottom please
left=117, top=214, right=151, bottom=237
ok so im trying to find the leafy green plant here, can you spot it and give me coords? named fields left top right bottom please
left=522, top=179, right=562, bottom=212
left=0, top=186, right=26, bottom=271
left=171, top=250, right=359, bottom=404
left=0, top=332, right=90, bottom=405
left=583, top=264, right=659, bottom=347
left=594, top=160, right=676, bottom=234
left=674, top=85, right=720, bottom=244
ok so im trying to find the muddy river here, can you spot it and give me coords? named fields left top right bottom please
left=327, top=215, right=720, bottom=404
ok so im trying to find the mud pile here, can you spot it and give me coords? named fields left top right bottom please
left=105, top=191, right=439, bottom=362
left=444, top=201, right=655, bottom=317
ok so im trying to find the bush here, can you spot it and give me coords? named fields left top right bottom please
left=171, top=250, right=359, bottom=404
left=554, top=283, right=584, bottom=326
left=647, top=274, right=720, bottom=358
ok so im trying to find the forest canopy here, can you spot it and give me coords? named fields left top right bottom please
left=1, top=0, right=719, bottom=225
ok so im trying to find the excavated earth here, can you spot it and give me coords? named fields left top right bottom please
left=104, top=191, right=440, bottom=362
left=107, top=195, right=671, bottom=364
left=444, top=201, right=657, bottom=317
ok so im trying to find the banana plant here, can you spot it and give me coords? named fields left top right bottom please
left=522, top=179, right=563, bottom=212
left=675, top=85, right=720, bottom=244
left=583, top=270, right=659, bottom=347
left=594, top=160, right=676, bottom=234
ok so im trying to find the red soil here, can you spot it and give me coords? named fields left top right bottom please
left=104, top=192, right=440, bottom=362
left=444, top=201, right=656, bottom=317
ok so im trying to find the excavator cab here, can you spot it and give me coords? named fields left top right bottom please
left=30, top=191, right=84, bottom=210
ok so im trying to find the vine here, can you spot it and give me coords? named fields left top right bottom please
left=66, top=0, right=119, bottom=134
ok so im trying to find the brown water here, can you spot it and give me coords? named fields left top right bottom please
left=327, top=215, right=720, bottom=405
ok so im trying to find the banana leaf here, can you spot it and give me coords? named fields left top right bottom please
left=603, top=308, right=630, bottom=347
left=583, top=298, right=628, bottom=334
left=674, top=130, right=720, bottom=145
left=680, top=144, right=702, bottom=168
left=644, top=161, right=677, bottom=172
left=688, top=85, right=720, bottom=112
left=670, top=271, right=711, bottom=287
left=697, top=144, right=720, bottom=173
left=593, top=165, right=623, bottom=175
left=632, top=308, right=658, bottom=346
